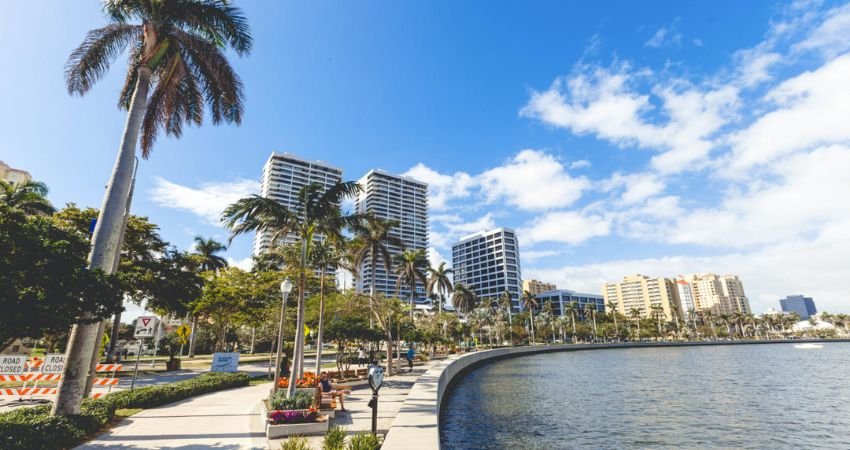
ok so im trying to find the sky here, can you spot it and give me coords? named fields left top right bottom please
left=3, top=0, right=850, bottom=315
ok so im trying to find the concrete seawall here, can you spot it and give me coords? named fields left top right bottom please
left=381, top=339, right=850, bottom=450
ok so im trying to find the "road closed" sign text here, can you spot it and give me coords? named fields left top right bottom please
left=0, top=355, right=26, bottom=375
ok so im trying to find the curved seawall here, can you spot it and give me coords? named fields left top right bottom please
left=381, top=339, right=850, bottom=450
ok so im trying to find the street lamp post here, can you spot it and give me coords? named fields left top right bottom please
left=273, top=278, right=293, bottom=393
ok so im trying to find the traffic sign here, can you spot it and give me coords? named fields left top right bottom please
left=41, top=354, right=66, bottom=374
left=0, top=356, right=26, bottom=375
left=176, top=324, right=191, bottom=345
left=134, top=316, right=159, bottom=338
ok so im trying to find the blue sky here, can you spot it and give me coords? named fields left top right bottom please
left=3, top=1, right=850, bottom=314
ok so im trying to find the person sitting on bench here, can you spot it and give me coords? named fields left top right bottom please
left=318, top=371, right=346, bottom=411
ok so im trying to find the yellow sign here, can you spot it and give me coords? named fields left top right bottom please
left=304, top=324, right=311, bottom=341
left=176, top=324, right=191, bottom=345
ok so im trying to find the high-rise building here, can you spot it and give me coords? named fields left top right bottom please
left=780, top=295, right=817, bottom=320
left=253, top=152, right=343, bottom=256
left=355, top=170, right=428, bottom=301
left=675, top=277, right=697, bottom=314
left=452, top=228, right=522, bottom=312
left=534, top=289, right=603, bottom=319
left=603, top=274, right=682, bottom=322
left=0, top=161, right=32, bottom=185
left=680, top=273, right=752, bottom=315
left=523, top=279, right=557, bottom=295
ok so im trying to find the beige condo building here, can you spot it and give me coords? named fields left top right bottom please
left=0, top=161, right=32, bottom=185
left=523, top=279, right=556, bottom=295
left=678, top=273, right=751, bottom=315
left=603, top=274, right=682, bottom=322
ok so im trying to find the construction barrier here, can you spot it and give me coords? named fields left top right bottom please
left=0, top=357, right=123, bottom=400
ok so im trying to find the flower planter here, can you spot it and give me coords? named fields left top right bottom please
left=260, top=400, right=330, bottom=438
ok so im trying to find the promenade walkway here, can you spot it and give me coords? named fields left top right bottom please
left=76, top=382, right=270, bottom=450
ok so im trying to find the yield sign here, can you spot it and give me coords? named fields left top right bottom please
left=134, top=316, right=159, bottom=338
left=141, top=318, right=151, bottom=327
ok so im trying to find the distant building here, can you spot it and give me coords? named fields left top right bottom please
left=780, top=295, right=817, bottom=320
left=253, top=152, right=343, bottom=257
left=523, top=279, right=557, bottom=295
left=535, top=289, right=604, bottom=320
left=0, top=161, right=32, bottom=185
left=679, top=273, right=752, bottom=315
left=603, top=274, right=682, bottom=322
left=452, top=227, right=522, bottom=312
left=675, top=277, right=696, bottom=314
left=356, top=170, right=429, bottom=302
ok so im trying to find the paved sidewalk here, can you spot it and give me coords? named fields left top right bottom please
left=274, top=359, right=442, bottom=449
left=76, top=382, right=271, bottom=450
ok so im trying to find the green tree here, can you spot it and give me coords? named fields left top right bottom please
left=223, top=181, right=363, bottom=395
left=309, top=239, right=347, bottom=375
left=583, top=302, right=598, bottom=340
left=498, top=291, right=514, bottom=344
left=0, top=180, right=55, bottom=216
left=426, top=262, right=453, bottom=317
left=451, top=283, right=477, bottom=315
left=629, top=308, right=642, bottom=341
left=564, top=301, right=579, bottom=342
left=56, top=0, right=252, bottom=416
left=192, top=236, right=228, bottom=272
left=351, top=218, right=403, bottom=327
left=0, top=205, right=122, bottom=350
left=521, top=291, right=539, bottom=345
left=394, top=249, right=428, bottom=319
left=606, top=300, right=619, bottom=340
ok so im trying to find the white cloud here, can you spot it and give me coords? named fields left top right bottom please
left=427, top=246, right=449, bottom=268
left=150, top=177, right=258, bottom=226
left=726, top=53, right=850, bottom=174
left=644, top=18, right=683, bottom=48
left=403, top=163, right=474, bottom=210
left=569, top=159, right=591, bottom=169
left=478, top=149, right=589, bottom=210
left=793, top=3, right=850, bottom=57
left=226, top=256, right=254, bottom=271
left=602, top=172, right=666, bottom=204
left=519, top=211, right=610, bottom=246
left=521, top=249, right=563, bottom=263
left=430, top=213, right=496, bottom=248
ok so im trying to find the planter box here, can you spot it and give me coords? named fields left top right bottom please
left=260, top=400, right=330, bottom=438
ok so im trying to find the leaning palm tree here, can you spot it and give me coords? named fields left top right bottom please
left=521, top=291, right=539, bottom=345
left=452, top=283, right=478, bottom=315
left=394, top=249, right=428, bottom=319
left=223, top=182, right=363, bottom=396
left=55, top=0, right=251, bottom=416
left=629, top=308, right=642, bottom=341
left=583, top=302, right=598, bottom=341
left=192, top=236, right=228, bottom=272
left=498, top=291, right=514, bottom=344
left=351, top=218, right=403, bottom=327
left=606, top=300, right=619, bottom=340
left=0, top=180, right=55, bottom=216
left=564, top=301, right=579, bottom=342
left=426, top=262, right=453, bottom=316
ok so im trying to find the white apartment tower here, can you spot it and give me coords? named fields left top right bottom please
left=452, top=228, right=523, bottom=312
left=253, top=152, right=343, bottom=256
left=355, top=170, right=429, bottom=301
left=681, top=273, right=752, bottom=315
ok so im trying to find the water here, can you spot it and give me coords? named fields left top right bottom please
left=440, top=343, right=850, bottom=449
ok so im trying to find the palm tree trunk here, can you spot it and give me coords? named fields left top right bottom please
left=369, top=248, right=377, bottom=329
left=314, top=267, right=326, bottom=376
left=288, top=238, right=308, bottom=397
left=529, top=309, right=535, bottom=345
left=188, top=316, right=198, bottom=358
left=52, top=65, right=152, bottom=416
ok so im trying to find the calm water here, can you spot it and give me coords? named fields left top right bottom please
left=441, top=343, right=850, bottom=449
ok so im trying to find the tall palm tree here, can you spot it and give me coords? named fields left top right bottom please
left=583, top=303, right=598, bottom=340
left=565, top=301, right=579, bottom=342
left=223, top=182, right=363, bottom=396
left=55, top=0, right=251, bottom=416
left=669, top=303, right=682, bottom=338
left=394, top=249, right=428, bottom=319
left=650, top=305, right=664, bottom=339
left=0, top=180, right=55, bottom=216
left=498, top=291, right=514, bottom=344
left=521, top=291, right=539, bottom=345
left=606, top=300, right=619, bottom=340
left=629, top=308, right=642, bottom=341
left=426, top=262, right=453, bottom=316
left=452, top=283, right=477, bottom=315
left=351, top=218, right=403, bottom=327
left=702, top=310, right=718, bottom=340
left=192, top=236, right=228, bottom=272
left=719, top=314, right=732, bottom=337
left=310, top=239, right=346, bottom=375
left=542, top=301, right=556, bottom=342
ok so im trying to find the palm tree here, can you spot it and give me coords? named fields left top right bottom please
left=55, top=0, right=251, bottom=416
left=521, top=291, right=539, bottom=345
left=606, top=300, right=619, bottom=340
left=223, top=181, right=363, bottom=396
left=542, top=301, right=556, bottom=342
left=351, top=218, right=403, bottom=327
left=629, top=308, right=642, bottom=341
left=669, top=303, right=682, bottom=339
left=498, top=291, right=514, bottom=345
left=0, top=180, right=55, bottom=216
left=719, top=314, right=732, bottom=337
left=565, top=302, right=579, bottom=342
left=394, top=249, right=428, bottom=319
left=426, top=262, right=453, bottom=316
left=452, top=283, right=478, bottom=315
left=702, top=310, right=718, bottom=340
left=192, top=236, right=228, bottom=272
left=310, top=239, right=346, bottom=375
left=583, top=303, right=598, bottom=341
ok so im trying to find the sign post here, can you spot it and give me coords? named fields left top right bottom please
left=367, top=365, right=385, bottom=435
left=131, top=316, right=159, bottom=390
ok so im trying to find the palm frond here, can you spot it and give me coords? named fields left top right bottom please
left=66, top=24, right=141, bottom=95
left=166, top=0, right=253, bottom=55
left=221, top=195, right=298, bottom=242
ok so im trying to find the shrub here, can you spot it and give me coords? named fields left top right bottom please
left=269, top=389, right=314, bottom=411
left=0, top=372, right=249, bottom=450
left=280, top=435, right=310, bottom=450
left=322, top=425, right=347, bottom=450
left=347, top=432, right=380, bottom=450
